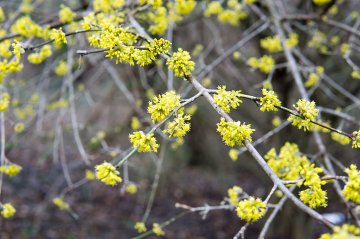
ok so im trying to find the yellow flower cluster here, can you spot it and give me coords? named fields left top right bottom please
left=125, top=184, right=138, bottom=194
left=0, top=163, right=22, bottom=177
left=14, top=122, right=25, bottom=133
left=0, top=92, right=10, bottom=112
left=331, top=132, right=351, bottom=145
left=228, top=148, right=239, bottom=161
left=247, top=55, right=275, bottom=74
left=259, top=88, right=281, bottom=112
left=0, top=40, right=12, bottom=58
left=0, top=59, right=23, bottom=83
left=93, top=0, right=125, bottom=13
left=164, top=113, right=191, bottom=138
left=213, top=86, right=242, bottom=113
left=217, top=118, right=254, bottom=147
left=152, top=223, right=165, bottom=236
left=227, top=186, right=243, bottom=206
left=50, top=28, right=67, bottom=46
left=55, top=60, right=68, bottom=76
left=174, top=0, right=197, bottom=15
left=308, top=31, right=327, bottom=50
left=265, top=142, right=308, bottom=180
left=28, top=45, right=52, bottom=64
left=11, top=16, right=49, bottom=39
left=299, top=164, right=327, bottom=208
left=131, top=117, right=141, bottom=130
left=204, top=0, right=248, bottom=26
left=95, top=161, right=122, bottom=186
left=129, top=131, right=159, bottom=152
left=319, top=224, right=360, bottom=239
left=352, top=71, right=360, bottom=80
left=1, top=203, right=16, bottom=218
left=236, top=197, right=267, bottom=222
left=12, top=41, right=25, bottom=60
left=46, top=99, right=69, bottom=111
left=85, top=169, right=96, bottom=181
left=59, top=5, right=75, bottom=23
left=53, top=197, right=70, bottom=210
left=313, top=0, right=332, bottom=5
left=352, top=130, right=360, bottom=148
left=342, top=164, right=360, bottom=203
left=134, top=221, right=147, bottom=233
left=260, top=35, right=283, bottom=53
left=148, top=91, right=181, bottom=123
left=285, top=32, right=299, bottom=48
left=305, top=66, right=324, bottom=88
left=166, top=48, right=195, bottom=77
left=288, top=99, right=319, bottom=131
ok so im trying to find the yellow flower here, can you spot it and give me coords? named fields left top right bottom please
left=50, top=28, right=67, bottom=45
left=228, top=149, right=239, bottom=161
left=285, top=32, right=299, bottom=48
left=125, top=184, right=138, bottom=194
left=59, top=5, right=75, bottom=23
left=352, top=130, right=360, bottom=148
left=55, top=60, right=68, bottom=76
left=134, top=222, right=147, bottom=233
left=129, top=131, right=159, bottom=152
left=0, top=7, right=5, bottom=22
left=53, top=197, right=70, bottom=210
left=331, top=132, right=351, bottom=145
left=1, top=203, right=16, bottom=218
left=305, top=72, right=320, bottom=88
left=0, top=163, right=22, bottom=177
left=95, top=162, right=122, bottom=186
left=319, top=224, right=360, bottom=239
left=213, top=86, right=242, bottom=113
left=260, top=35, right=283, bottom=53
left=164, top=113, right=191, bottom=138
left=152, top=223, right=165, bottom=236
left=342, top=164, right=360, bottom=203
left=299, top=187, right=327, bottom=208
left=217, top=118, right=254, bottom=147
left=131, top=117, right=141, bottom=130
left=174, top=0, right=196, bottom=15
left=272, top=116, right=281, bottom=127
left=148, top=91, right=181, bottom=123
left=236, top=197, right=267, bottom=222
left=259, top=88, right=281, bottom=112
left=248, top=55, right=275, bottom=74
left=85, top=169, right=96, bottom=181
left=0, top=92, right=10, bottom=112
left=288, top=99, right=319, bottom=131
left=14, top=122, right=25, bottom=133
left=166, top=48, right=195, bottom=77
left=227, top=186, right=243, bottom=206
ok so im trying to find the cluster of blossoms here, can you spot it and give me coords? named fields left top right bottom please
left=342, top=164, right=360, bottom=203
left=166, top=48, right=195, bottom=77
left=49, top=28, right=67, bottom=46
left=259, top=88, right=281, bottom=112
left=319, top=224, right=360, bottom=239
left=299, top=164, right=327, bottom=208
left=164, top=112, right=191, bottom=138
left=134, top=221, right=147, bottom=233
left=148, top=91, right=181, bottom=123
left=236, top=197, right=267, bottom=222
left=152, top=223, right=165, bottom=236
left=285, top=32, right=299, bottom=48
left=53, top=197, right=70, bottom=211
left=0, top=92, right=10, bottom=112
left=331, top=132, right=351, bottom=145
left=10, top=16, right=49, bottom=39
left=28, top=45, right=52, bottom=64
left=0, top=203, right=16, bottom=218
left=304, top=66, right=324, bottom=88
left=95, top=161, right=122, bottom=186
left=216, top=118, right=255, bottom=147
left=313, top=0, right=332, bottom=5
left=227, top=185, right=243, bottom=206
left=59, top=5, right=76, bottom=23
left=213, top=86, right=242, bottom=113
left=352, top=130, right=360, bottom=148
left=129, top=131, right=159, bottom=153
left=55, top=60, right=68, bottom=76
left=260, top=35, right=283, bottom=53
left=265, top=143, right=328, bottom=208
left=288, top=99, right=319, bottom=131
left=0, top=163, right=22, bottom=177
left=204, top=0, right=249, bottom=26
left=247, top=55, right=275, bottom=74
left=141, top=0, right=196, bottom=35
